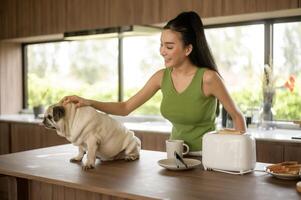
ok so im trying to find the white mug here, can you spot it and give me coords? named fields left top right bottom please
left=166, top=139, right=189, bottom=159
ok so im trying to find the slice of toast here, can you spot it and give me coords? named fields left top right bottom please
left=218, top=128, right=242, bottom=135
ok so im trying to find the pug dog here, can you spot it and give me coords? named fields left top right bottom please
left=42, top=103, right=141, bottom=170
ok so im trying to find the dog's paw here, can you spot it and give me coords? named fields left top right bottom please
left=82, top=165, right=94, bottom=171
left=70, top=157, right=82, bottom=163
left=125, top=154, right=139, bottom=161
left=82, top=162, right=95, bottom=170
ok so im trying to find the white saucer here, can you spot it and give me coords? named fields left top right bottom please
left=158, top=158, right=202, bottom=171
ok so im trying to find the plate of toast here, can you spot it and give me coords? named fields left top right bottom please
left=265, top=161, right=301, bottom=180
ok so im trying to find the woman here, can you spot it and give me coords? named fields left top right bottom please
left=61, top=11, right=246, bottom=153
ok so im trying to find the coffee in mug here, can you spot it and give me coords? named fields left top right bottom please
left=166, top=139, right=189, bottom=159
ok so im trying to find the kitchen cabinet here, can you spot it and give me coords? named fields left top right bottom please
left=220, top=0, right=299, bottom=16
left=135, top=130, right=169, bottom=152
left=1, top=120, right=301, bottom=163
left=159, top=0, right=299, bottom=20
left=5, top=122, right=168, bottom=153
left=0, top=176, right=9, bottom=200
left=284, top=142, right=301, bottom=163
left=10, top=122, right=68, bottom=153
left=0, top=122, right=10, bottom=155
left=256, top=140, right=301, bottom=163
left=65, top=0, right=162, bottom=32
left=0, top=0, right=18, bottom=39
left=0, top=0, right=66, bottom=39
left=256, top=140, right=284, bottom=163
left=0, top=0, right=300, bottom=40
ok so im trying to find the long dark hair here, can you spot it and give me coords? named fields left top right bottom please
left=164, top=11, right=218, bottom=74
left=164, top=11, right=220, bottom=116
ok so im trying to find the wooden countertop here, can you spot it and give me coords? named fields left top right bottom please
left=0, top=145, right=300, bottom=200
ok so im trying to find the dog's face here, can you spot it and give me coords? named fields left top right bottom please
left=42, top=104, right=65, bottom=130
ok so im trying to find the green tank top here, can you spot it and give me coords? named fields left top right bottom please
left=160, top=67, right=217, bottom=151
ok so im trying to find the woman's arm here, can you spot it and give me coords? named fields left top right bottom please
left=203, top=70, right=246, bottom=133
left=61, top=69, right=164, bottom=116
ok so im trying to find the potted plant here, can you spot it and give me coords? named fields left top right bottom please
left=29, top=89, right=49, bottom=118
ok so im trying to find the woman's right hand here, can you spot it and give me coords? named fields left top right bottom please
left=60, top=95, right=91, bottom=108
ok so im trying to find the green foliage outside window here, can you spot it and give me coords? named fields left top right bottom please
left=273, top=85, right=301, bottom=120
left=28, top=73, right=300, bottom=120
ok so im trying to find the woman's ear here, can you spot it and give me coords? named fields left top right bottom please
left=185, top=44, right=193, bottom=56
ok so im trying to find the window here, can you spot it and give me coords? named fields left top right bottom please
left=273, top=21, right=301, bottom=120
left=123, top=34, right=164, bottom=116
left=26, top=32, right=164, bottom=118
left=205, top=24, right=264, bottom=115
left=25, top=19, right=300, bottom=122
left=27, top=39, right=118, bottom=108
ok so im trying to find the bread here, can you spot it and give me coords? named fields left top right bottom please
left=266, top=161, right=301, bottom=175
left=281, top=161, right=298, bottom=166
left=218, top=128, right=242, bottom=135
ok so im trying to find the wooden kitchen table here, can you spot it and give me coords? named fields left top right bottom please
left=0, top=144, right=300, bottom=200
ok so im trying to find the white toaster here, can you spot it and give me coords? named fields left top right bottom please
left=202, top=131, right=256, bottom=175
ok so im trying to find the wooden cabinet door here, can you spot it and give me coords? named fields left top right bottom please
left=221, top=0, right=299, bottom=16
left=0, top=0, right=66, bottom=39
left=11, top=123, right=68, bottom=153
left=284, top=142, right=301, bottom=163
left=11, top=123, right=41, bottom=152
left=256, top=140, right=284, bottom=163
left=66, top=0, right=163, bottom=33
left=134, top=131, right=169, bottom=152
left=0, top=0, right=18, bottom=39
left=16, top=0, right=66, bottom=38
left=160, top=0, right=299, bottom=19
left=40, top=128, right=68, bottom=148
left=0, top=122, right=10, bottom=155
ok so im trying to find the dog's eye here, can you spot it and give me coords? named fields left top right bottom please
left=47, top=115, right=52, bottom=120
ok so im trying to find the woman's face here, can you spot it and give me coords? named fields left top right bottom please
left=160, top=29, right=190, bottom=68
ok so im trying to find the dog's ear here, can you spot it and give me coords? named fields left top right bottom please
left=53, top=106, right=65, bottom=122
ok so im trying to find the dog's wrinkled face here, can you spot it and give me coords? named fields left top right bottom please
left=42, top=104, right=65, bottom=130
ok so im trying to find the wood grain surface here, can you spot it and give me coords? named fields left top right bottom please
left=0, top=145, right=300, bottom=200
